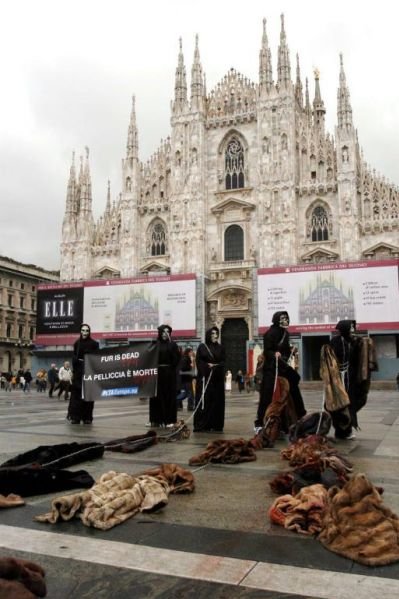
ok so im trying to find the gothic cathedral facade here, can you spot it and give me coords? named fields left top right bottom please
left=60, top=16, right=399, bottom=343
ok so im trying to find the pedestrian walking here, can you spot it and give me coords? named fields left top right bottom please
left=57, top=361, right=73, bottom=401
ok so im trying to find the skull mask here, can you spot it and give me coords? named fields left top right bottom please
left=161, top=328, right=170, bottom=341
left=80, top=325, right=90, bottom=339
left=279, top=313, right=290, bottom=329
left=210, top=329, right=219, bottom=343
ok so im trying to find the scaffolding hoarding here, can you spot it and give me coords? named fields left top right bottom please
left=257, top=259, right=399, bottom=334
left=36, top=274, right=196, bottom=345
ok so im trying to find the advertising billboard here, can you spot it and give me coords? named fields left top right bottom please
left=36, top=282, right=84, bottom=341
left=36, top=274, right=196, bottom=345
left=258, top=259, right=399, bottom=334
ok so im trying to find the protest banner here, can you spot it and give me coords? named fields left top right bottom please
left=83, top=341, right=159, bottom=401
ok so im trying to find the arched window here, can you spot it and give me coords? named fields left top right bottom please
left=311, top=206, right=329, bottom=241
left=148, top=220, right=168, bottom=256
left=224, top=225, right=244, bottom=261
left=225, top=138, right=245, bottom=190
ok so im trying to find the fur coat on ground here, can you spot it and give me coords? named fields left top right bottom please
left=140, top=463, right=195, bottom=493
left=0, top=557, right=46, bottom=598
left=268, top=483, right=328, bottom=536
left=269, top=460, right=349, bottom=496
left=0, top=493, right=25, bottom=508
left=189, top=438, right=257, bottom=466
left=318, top=473, right=399, bottom=566
left=35, top=464, right=194, bottom=530
left=280, top=435, right=353, bottom=472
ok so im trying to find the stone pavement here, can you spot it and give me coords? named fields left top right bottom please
left=0, top=386, right=399, bottom=598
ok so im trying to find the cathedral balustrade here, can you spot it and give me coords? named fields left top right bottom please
left=209, top=259, right=255, bottom=270
left=297, top=182, right=337, bottom=196
left=209, top=259, right=256, bottom=281
left=205, top=111, right=256, bottom=129
left=361, top=217, right=399, bottom=234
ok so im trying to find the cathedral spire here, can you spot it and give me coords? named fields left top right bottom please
left=337, top=53, right=353, bottom=129
left=295, top=53, right=303, bottom=108
left=105, top=180, right=111, bottom=216
left=190, top=34, right=204, bottom=109
left=313, top=68, right=326, bottom=129
left=65, top=151, right=76, bottom=214
left=277, top=14, right=291, bottom=90
left=78, top=153, right=84, bottom=184
left=259, top=18, right=273, bottom=95
left=126, top=95, right=139, bottom=160
left=80, top=146, right=92, bottom=213
left=305, top=77, right=312, bottom=123
left=173, top=37, right=187, bottom=111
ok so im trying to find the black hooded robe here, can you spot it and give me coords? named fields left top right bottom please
left=329, top=319, right=363, bottom=437
left=68, top=325, right=99, bottom=423
left=255, top=311, right=306, bottom=428
left=149, top=326, right=180, bottom=427
left=194, top=327, right=225, bottom=432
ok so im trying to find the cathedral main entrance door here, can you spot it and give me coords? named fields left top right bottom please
left=221, top=318, right=249, bottom=379
left=302, top=335, right=330, bottom=380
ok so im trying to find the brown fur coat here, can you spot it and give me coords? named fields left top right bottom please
left=189, top=438, right=257, bottom=466
left=319, top=344, right=350, bottom=412
left=268, top=484, right=328, bottom=535
left=318, top=473, right=399, bottom=566
left=0, top=557, right=46, bottom=598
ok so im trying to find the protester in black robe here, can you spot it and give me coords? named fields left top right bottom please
left=148, top=324, right=180, bottom=427
left=68, top=323, right=99, bottom=424
left=329, top=319, right=376, bottom=439
left=194, top=326, right=225, bottom=433
left=254, top=311, right=306, bottom=432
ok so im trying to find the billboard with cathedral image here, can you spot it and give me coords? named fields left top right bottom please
left=257, top=259, right=399, bottom=333
left=36, top=274, right=196, bottom=345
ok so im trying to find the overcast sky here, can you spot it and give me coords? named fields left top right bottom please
left=1, top=0, right=398, bottom=271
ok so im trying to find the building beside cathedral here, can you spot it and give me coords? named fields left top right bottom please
left=59, top=16, right=399, bottom=378
left=0, top=256, right=59, bottom=373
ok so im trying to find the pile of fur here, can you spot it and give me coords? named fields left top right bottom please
left=270, top=460, right=349, bottom=496
left=140, top=463, right=194, bottom=493
left=189, top=438, right=257, bottom=466
left=318, top=473, right=399, bottom=566
left=250, top=377, right=295, bottom=449
left=268, top=483, right=328, bottom=536
left=35, top=464, right=194, bottom=531
left=0, top=493, right=24, bottom=508
left=280, top=434, right=353, bottom=473
left=159, top=421, right=191, bottom=442
left=0, top=557, right=46, bottom=598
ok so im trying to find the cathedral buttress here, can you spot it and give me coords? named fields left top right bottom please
left=120, top=95, right=140, bottom=276
left=169, top=36, right=206, bottom=275
left=74, top=148, right=94, bottom=279
left=335, top=54, right=359, bottom=259
left=60, top=152, right=78, bottom=280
